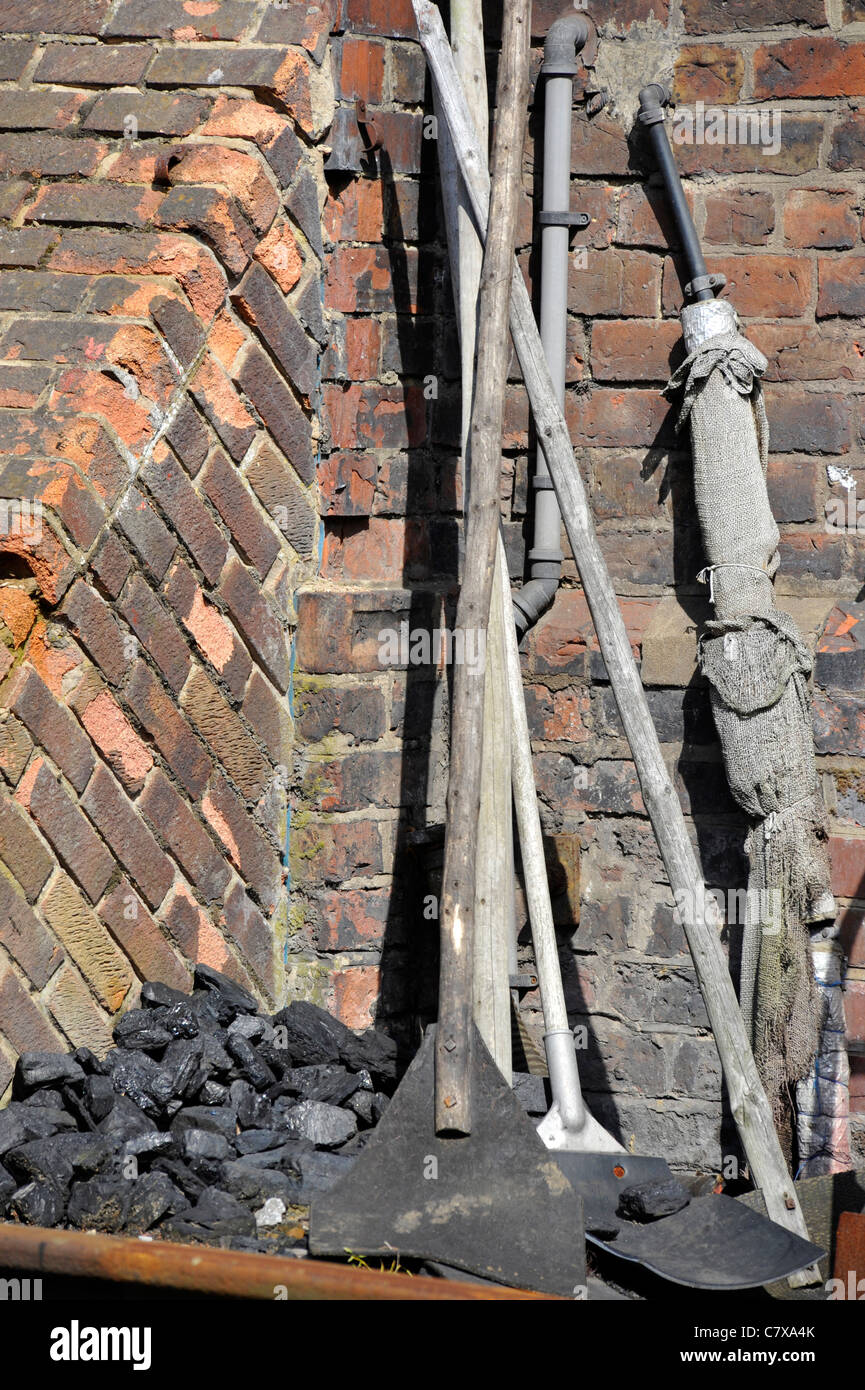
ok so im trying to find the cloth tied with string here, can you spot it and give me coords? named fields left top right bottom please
left=666, top=298, right=835, bottom=1124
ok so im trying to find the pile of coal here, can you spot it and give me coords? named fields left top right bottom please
left=0, top=965, right=397, bottom=1256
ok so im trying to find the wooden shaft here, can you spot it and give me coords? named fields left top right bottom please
left=414, top=0, right=818, bottom=1274
left=436, top=1, right=515, bottom=1080
left=434, top=0, right=531, bottom=1133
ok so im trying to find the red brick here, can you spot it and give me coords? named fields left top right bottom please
left=324, top=179, right=384, bottom=243
left=48, top=230, right=226, bottom=323
left=84, top=90, right=210, bottom=137
left=181, top=666, right=270, bottom=800
left=591, top=319, right=683, bottom=383
left=105, top=0, right=254, bottom=38
left=141, top=450, right=227, bottom=586
left=674, top=117, right=824, bottom=178
left=814, top=692, right=865, bottom=755
left=0, top=960, right=66, bottom=1057
left=246, top=441, right=316, bottom=556
left=830, top=112, right=865, bottom=172
left=163, top=558, right=250, bottom=702
left=304, top=749, right=408, bottom=813
left=0, top=714, right=32, bottom=786
left=784, top=189, right=858, bottom=250
left=163, top=881, right=256, bottom=996
left=90, top=530, right=132, bottom=599
left=0, top=226, right=58, bottom=267
left=663, top=254, right=811, bottom=317
left=326, top=245, right=425, bottom=315
left=192, top=353, right=258, bottom=463
left=752, top=323, right=865, bottom=383
left=344, top=0, right=416, bottom=38
left=155, top=185, right=254, bottom=277
left=219, top=879, right=275, bottom=999
left=16, top=758, right=114, bottom=904
left=703, top=190, right=775, bottom=245
left=139, top=768, right=230, bottom=905
left=778, top=531, right=846, bottom=582
left=331, top=965, right=380, bottom=1028
left=0, top=89, right=86, bottom=131
left=119, top=574, right=191, bottom=695
left=240, top=672, right=290, bottom=770
left=0, top=39, right=34, bottom=78
left=100, top=878, right=192, bottom=993
left=684, top=0, right=824, bottom=27
left=335, top=35, right=385, bottom=101
left=218, top=556, right=290, bottom=692
left=126, top=660, right=212, bottom=799
left=818, top=257, right=865, bottom=318
left=296, top=683, right=385, bottom=745
left=200, top=447, right=280, bottom=580
left=524, top=591, right=655, bottom=675
left=314, top=887, right=389, bottom=951
left=26, top=182, right=162, bottom=229
left=290, top=817, right=384, bottom=885
left=673, top=44, right=744, bottom=103
left=234, top=343, right=311, bottom=477
left=0, top=870, right=63, bottom=989
left=81, top=763, right=174, bottom=910
left=766, top=457, right=820, bottom=523
left=79, top=689, right=154, bottom=794
left=115, top=490, right=176, bottom=580
left=0, top=0, right=111, bottom=30
left=840, top=907, right=865, bottom=966
left=9, top=663, right=95, bottom=791
left=0, top=792, right=53, bottom=902
left=202, top=774, right=282, bottom=911
left=755, top=39, right=865, bottom=100
left=844, top=977, right=865, bottom=1045
left=764, top=388, right=851, bottom=453
left=570, top=249, right=661, bottom=318
left=35, top=41, right=154, bottom=84
left=324, top=381, right=426, bottom=451
left=566, top=388, right=675, bottom=449
left=616, top=184, right=694, bottom=251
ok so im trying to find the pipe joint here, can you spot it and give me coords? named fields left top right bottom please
left=542, top=14, right=590, bottom=76
left=638, top=83, right=671, bottom=125
left=513, top=576, right=560, bottom=636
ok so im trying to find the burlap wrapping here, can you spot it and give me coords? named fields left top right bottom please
left=667, top=300, right=835, bottom=1125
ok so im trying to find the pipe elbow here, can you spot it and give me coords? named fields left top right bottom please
left=638, top=83, right=671, bottom=124
left=512, top=575, right=561, bottom=637
left=542, top=13, right=590, bottom=76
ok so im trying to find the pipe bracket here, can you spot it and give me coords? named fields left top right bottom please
left=539, top=209, right=590, bottom=229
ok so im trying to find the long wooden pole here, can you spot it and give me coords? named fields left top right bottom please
left=414, top=0, right=818, bottom=1277
left=434, top=0, right=531, bottom=1133
left=436, top=2, right=515, bottom=1081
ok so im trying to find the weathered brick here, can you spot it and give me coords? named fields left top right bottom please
left=818, top=256, right=865, bottom=318
left=105, top=0, right=254, bottom=38
left=163, top=881, right=257, bottom=997
left=0, top=868, right=63, bottom=988
left=313, top=887, right=389, bottom=951
left=155, top=185, right=254, bottom=277
left=0, top=89, right=85, bottom=131
left=115, top=490, right=176, bottom=581
left=673, top=44, right=744, bottom=104
left=126, top=659, right=212, bottom=799
left=663, top=254, right=811, bottom=317
left=830, top=112, right=865, bottom=172
left=331, top=965, right=381, bottom=1028
left=202, top=774, right=282, bottom=911
left=246, top=442, right=316, bottom=557
left=569, top=249, right=661, bottom=318
left=591, top=319, right=683, bottom=382
left=752, top=322, right=865, bottom=383
left=81, top=764, right=174, bottom=910
left=167, top=400, right=210, bottom=476
left=40, top=874, right=133, bottom=1013
left=334, top=35, right=385, bottom=101
left=766, top=457, right=820, bottom=524
left=147, top=44, right=281, bottom=88
left=219, top=880, right=275, bottom=999
left=0, top=958, right=66, bottom=1055
left=235, top=344, right=311, bottom=481
left=49, top=229, right=225, bottom=322
left=784, top=189, right=858, bottom=250
left=703, top=189, right=775, bottom=245
left=9, top=663, right=95, bottom=791
left=674, top=117, right=824, bottom=177
left=100, top=878, right=192, bottom=992
left=181, top=666, right=270, bottom=800
left=231, top=262, right=315, bottom=399
left=683, top=0, right=825, bottom=28
left=0, top=133, right=105, bottom=178
left=26, top=181, right=162, bottom=230
left=755, top=39, right=865, bottom=100
left=304, top=749, right=412, bottom=813
left=141, top=451, right=227, bottom=586
left=296, top=683, right=385, bottom=745
left=200, top=447, right=280, bottom=579
left=0, top=226, right=57, bottom=267
left=84, top=91, right=210, bottom=137
left=139, top=768, right=230, bottom=905
left=16, top=759, right=114, bottom=903
left=779, top=532, right=845, bottom=582
left=191, top=353, right=258, bottom=462
left=324, top=381, right=426, bottom=452
left=163, top=559, right=250, bottom=701
left=324, top=178, right=384, bottom=243
left=765, top=389, right=850, bottom=454
left=254, top=0, right=335, bottom=58
left=218, top=556, right=290, bottom=692
left=0, top=39, right=34, bottom=79
left=35, top=41, right=154, bottom=85
left=242, top=669, right=293, bottom=766
left=80, top=689, right=154, bottom=793
left=343, top=0, right=416, bottom=37
left=0, top=714, right=32, bottom=786
left=119, top=574, right=191, bottom=694
left=289, top=817, right=384, bottom=884
left=830, top=835, right=865, bottom=899
left=42, top=961, right=114, bottom=1053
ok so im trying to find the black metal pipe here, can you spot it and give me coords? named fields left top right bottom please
left=638, top=84, right=715, bottom=303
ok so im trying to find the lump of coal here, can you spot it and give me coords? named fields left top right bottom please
left=82, top=1074, right=116, bottom=1125
left=165, top=1187, right=256, bottom=1241
left=124, top=1171, right=184, bottom=1234
left=228, top=1014, right=271, bottom=1045
left=67, top=1176, right=131, bottom=1233
left=5, top=1133, right=114, bottom=1192
left=293, top=1149, right=357, bottom=1196
left=226, top=1035, right=276, bottom=1092
left=11, top=1180, right=65, bottom=1226
left=171, top=1105, right=237, bottom=1140
left=150, top=1157, right=207, bottom=1202
left=271, top=1001, right=397, bottom=1081
left=277, top=1064, right=360, bottom=1107
left=15, top=1051, right=85, bottom=1092
left=193, top=964, right=258, bottom=1018
left=181, top=1129, right=231, bottom=1164
left=142, top=981, right=192, bottom=1010
left=220, top=1159, right=302, bottom=1207
left=105, top=1049, right=176, bottom=1119
left=235, top=1129, right=285, bottom=1155
left=97, top=1094, right=153, bottom=1139
left=72, top=1047, right=106, bottom=1076
left=232, top=1082, right=273, bottom=1130
left=617, top=1177, right=691, bottom=1222
left=279, top=1100, right=357, bottom=1149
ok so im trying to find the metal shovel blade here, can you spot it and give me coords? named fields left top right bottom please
left=554, top=1153, right=824, bottom=1290
left=309, top=1025, right=586, bottom=1297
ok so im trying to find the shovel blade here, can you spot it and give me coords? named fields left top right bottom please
left=309, top=1026, right=585, bottom=1297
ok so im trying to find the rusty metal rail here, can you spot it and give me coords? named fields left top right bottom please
left=0, top=1224, right=559, bottom=1300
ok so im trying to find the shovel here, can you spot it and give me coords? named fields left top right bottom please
left=308, top=0, right=586, bottom=1297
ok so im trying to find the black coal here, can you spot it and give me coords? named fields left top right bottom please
left=0, top=966, right=398, bottom=1256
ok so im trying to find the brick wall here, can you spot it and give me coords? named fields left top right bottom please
left=0, top=0, right=329, bottom=1095
left=0, top=1, right=863, bottom=1169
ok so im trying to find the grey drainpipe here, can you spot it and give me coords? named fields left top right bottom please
left=513, top=12, right=590, bottom=637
